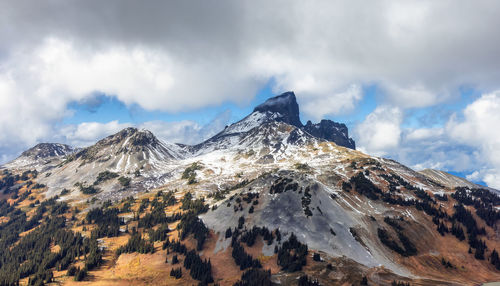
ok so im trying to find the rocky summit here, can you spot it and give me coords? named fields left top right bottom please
left=0, top=91, right=499, bottom=286
left=253, top=91, right=303, bottom=128
left=304, top=119, right=355, bottom=149
left=211, top=91, right=356, bottom=150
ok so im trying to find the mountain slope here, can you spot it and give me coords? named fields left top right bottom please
left=0, top=91, right=499, bottom=285
left=37, top=127, right=188, bottom=199
left=418, top=168, right=480, bottom=189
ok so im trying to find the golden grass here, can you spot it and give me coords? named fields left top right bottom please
left=59, top=251, right=198, bottom=286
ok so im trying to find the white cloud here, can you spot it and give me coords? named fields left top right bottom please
left=2, top=0, right=500, bottom=182
left=447, top=92, right=500, bottom=150
left=356, top=122, right=486, bottom=184
left=446, top=91, right=500, bottom=188
left=4, top=38, right=258, bottom=113
left=353, top=92, right=500, bottom=188
left=382, top=83, right=450, bottom=108
left=1, top=0, right=500, bottom=118
left=0, top=73, right=58, bottom=150
left=355, top=106, right=403, bottom=156
left=466, top=171, right=481, bottom=182
left=405, top=127, right=444, bottom=141
left=300, top=84, right=363, bottom=120
left=0, top=38, right=249, bottom=159
left=483, top=173, right=500, bottom=189
left=59, top=121, right=129, bottom=147
left=138, top=121, right=202, bottom=145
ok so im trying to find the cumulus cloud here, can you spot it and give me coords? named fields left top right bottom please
left=58, top=121, right=130, bottom=147
left=0, top=37, right=254, bottom=159
left=446, top=92, right=500, bottom=188
left=355, top=106, right=403, bottom=156
left=2, top=1, right=500, bottom=112
left=395, top=138, right=481, bottom=174
left=382, top=84, right=450, bottom=109
left=300, top=85, right=363, bottom=120
left=356, top=122, right=485, bottom=183
left=354, top=92, right=500, bottom=188
left=405, top=128, right=444, bottom=142
left=3, top=37, right=256, bottom=112
left=2, top=0, right=500, bottom=186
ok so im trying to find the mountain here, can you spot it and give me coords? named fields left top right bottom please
left=3, top=143, right=75, bottom=171
left=418, top=169, right=480, bottom=189
left=0, top=91, right=499, bottom=286
left=192, top=91, right=356, bottom=154
left=253, top=91, right=302, bottom=127
left=418, top=169, right=500, bottom=196
left=70, top=127, right=185, bottom=165
left=36, top=127, right=190, bottom=198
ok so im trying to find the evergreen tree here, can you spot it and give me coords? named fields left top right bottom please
left=172, top=255, right=179, bottom=264
left=298, top=275, right=320, bottom=286
left=491, top=249, right=500, bottom=270
left=277, top=233, right=308, bottom=272
left=233, top=268, right=272, bottom=286
left=170, top=267, right=182, bottom=279
left=225, top=227, right=233, bottom=239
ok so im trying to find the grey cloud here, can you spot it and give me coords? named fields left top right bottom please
left=3, top=1, right=500, bottom=96
left=2, top=0, right=500, bottom=186
left=75, top=93, right=111, bottom=113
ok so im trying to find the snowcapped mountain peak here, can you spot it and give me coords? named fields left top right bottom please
left=200, top=91, right=356, bottom=151
left=72, top=127, right=182, bottom=165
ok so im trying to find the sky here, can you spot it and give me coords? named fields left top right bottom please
left=1, top=1, right=500, bottom=188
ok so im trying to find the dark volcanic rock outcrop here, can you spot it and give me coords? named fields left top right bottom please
left=304, top=120, right=355, bottom=149
left=253, top=91, right=302, bottom=128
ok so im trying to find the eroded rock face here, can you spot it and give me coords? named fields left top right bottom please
left=253, top=91, right=302, bottom=128
left=304, top=120, right=356, bottom=149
